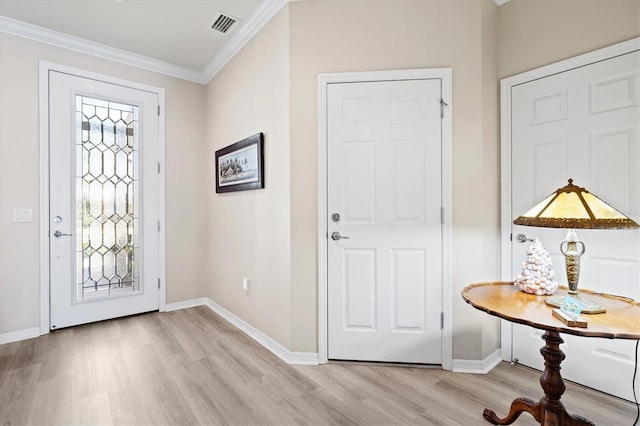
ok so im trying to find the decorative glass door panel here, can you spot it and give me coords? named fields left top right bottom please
left=75, top=95, right=140, bottom=301
left=49, top=68, right=159, bottom=330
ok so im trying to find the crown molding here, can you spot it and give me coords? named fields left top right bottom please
left=0, top=15, right=205, bottom=83
left=0, top=0, right=287, bottom=85
left=202, top=0, right=288, bottom=84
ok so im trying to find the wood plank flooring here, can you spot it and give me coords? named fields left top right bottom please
left=0, top=306, right=637, bottom=425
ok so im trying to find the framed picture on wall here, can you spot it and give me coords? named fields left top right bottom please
left=215, top=132, right=264, bottom=193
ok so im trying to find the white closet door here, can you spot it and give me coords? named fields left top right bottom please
left=510, top=50, right=639, bottom=401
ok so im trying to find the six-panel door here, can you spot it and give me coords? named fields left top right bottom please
left=327, top=79, right=443, bottom=364
left=511, top=51, right=640, bottom=401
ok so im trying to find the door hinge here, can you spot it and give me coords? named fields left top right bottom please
left=440, top=207, right=445, bottom=224
left=157, top=105, right=161, bottom=116
left=440, top=98, right=448, bottom=119
left=157, top=163, right=161, bottom=174
left=158, top=278, right=161, bottom=289
left=440, top=312, right=444, bottom=329
left=157, top=221, right=161, bottom=232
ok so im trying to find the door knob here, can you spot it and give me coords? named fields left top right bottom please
left=53, top=230, right=71, bottom=238
left=515, top=233, right=535, bottom=243
left=331, top=231, right=350, bottom=241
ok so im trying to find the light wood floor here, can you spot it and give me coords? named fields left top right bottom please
left=0, top=306, right=636, bottom=425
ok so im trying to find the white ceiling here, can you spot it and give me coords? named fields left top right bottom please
left=0, top=0, right=268, bottom=70
left=0, top=0, right=510, bottom=84
left=0, top=0, right=284, bottom=83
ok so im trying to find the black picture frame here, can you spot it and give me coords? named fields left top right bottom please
left=215, top=133, right=264, bottom=193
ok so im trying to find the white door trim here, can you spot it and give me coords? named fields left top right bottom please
left=499, top=37, right=640, bottom=360
left=317, top=68, right=453, bottom=369
left=38, top=60, right=167, bottom=334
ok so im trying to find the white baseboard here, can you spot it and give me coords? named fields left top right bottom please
left=452, top=349, right=502, bottom=374
left=167, top=297, right=319, bottom=365
left=165, top=297, right=208, bottom=312
left=0, top=327, right=41, bottom=344
left=204, top=299, right=319, bottom=365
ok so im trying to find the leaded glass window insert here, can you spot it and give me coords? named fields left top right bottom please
left=75, top=95, right=139, bottom=300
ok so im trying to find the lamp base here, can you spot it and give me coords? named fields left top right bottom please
left=545, top=294, right=606, bottom=314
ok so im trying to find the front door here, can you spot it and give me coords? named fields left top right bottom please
left=327, top=79, right=443, bottom=363
left=49, top=70, right=160, bottom=329
left=510, top=49, right=640, bottom=400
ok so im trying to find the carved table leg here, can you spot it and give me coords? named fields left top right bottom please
left=482, top=331, right=594, bottom=426
left=483, top=397, right=541, bottom=425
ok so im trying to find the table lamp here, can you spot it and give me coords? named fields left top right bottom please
left=513, top=179, right=639, bottom=313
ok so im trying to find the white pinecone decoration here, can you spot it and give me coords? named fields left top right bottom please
left=514, top=239, right=558, bottom=295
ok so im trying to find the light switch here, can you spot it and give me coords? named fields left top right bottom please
left=13, top=208, right=33, bottom=223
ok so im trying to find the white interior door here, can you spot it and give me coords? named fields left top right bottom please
left=510, top=50, right=640, bottom=401
left=49, top=70, right=160, bottom=329
left=327, top=79, right=442, bottom=364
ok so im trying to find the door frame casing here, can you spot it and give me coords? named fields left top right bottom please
left=38, top=61, right=167, bottom=334
left=317, top=68, right=453, bottom=369
left=499, top=38, right=640, bottom=361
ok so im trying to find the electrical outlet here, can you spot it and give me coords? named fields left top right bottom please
left=243, top=278, right=250, bottom=292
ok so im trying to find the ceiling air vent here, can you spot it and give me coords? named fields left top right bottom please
left=211, top=12, right=239, bottom=34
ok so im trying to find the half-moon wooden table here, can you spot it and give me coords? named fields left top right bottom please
left=462, top=282, right=640, bottom=426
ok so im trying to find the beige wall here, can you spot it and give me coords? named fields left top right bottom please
left=4, top=0, right=637, bottom=362
left=245, top=0, right=640, bottom=358
left=499, top=0, right=640, bottom=78
left=0, top=33, right=206, bottom=334
left=288, top=0, right=501, bottom=358
left=204, top=9, right=292, bottom=348
left=480, top=0, right=500, bottom=357
left=202, top=0, right=503, bottom=357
